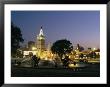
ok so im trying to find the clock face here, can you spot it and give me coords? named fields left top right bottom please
left=37, top=35, right=45, bottom=40
left=40, top=37, right=44, bottom=39
left=37, top=36, right=44, bottom=40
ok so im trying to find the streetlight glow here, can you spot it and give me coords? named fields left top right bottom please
left=32, top=47, right=37, bottom=50
left=93, top=48, right=96, bottom=51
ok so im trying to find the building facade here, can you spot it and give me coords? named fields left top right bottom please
left=23, top=27, right=53, bottom=60
left=36, top=27, right=45, bottom=51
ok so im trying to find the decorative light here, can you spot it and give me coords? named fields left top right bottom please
left=68, top=64, right=74, bottom=68
left=93, top=48, right=96, bottom=51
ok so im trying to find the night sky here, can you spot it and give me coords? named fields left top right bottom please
left=11, top=11, right=100, bottom=50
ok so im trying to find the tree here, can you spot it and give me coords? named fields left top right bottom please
left=16, top=49, right=23, bottom=58
left=88, top=51, right=96, bottom=58
left=80, top=46, right=84, bottom=51
left=51, top=39, right=73, bottom=59
left=11, top=22, right=24, bottom=57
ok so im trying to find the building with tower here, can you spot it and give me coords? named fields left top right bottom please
left=36, top=27, right=45, bottom=51
left=23, top=26, right=53, bottom=60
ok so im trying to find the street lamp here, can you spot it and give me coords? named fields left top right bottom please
left=93, top=48, right=96, bottom=51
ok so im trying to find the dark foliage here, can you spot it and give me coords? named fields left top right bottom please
left=51, top=39, right=73, bottom=59
left=88, top=51, right=97, bottom=58
left=11, top=22, right=24, bottom=57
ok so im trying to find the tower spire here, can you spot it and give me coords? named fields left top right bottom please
left=41, top=26, right=42, bottom=29
left=39, top=26, right=44, bottom=36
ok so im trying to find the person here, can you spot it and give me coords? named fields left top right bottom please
left=36, top=57, right=40, bottom=67
left=54, top=58, right=57, bottom=68
left=32, top=55, right=37, bottom=67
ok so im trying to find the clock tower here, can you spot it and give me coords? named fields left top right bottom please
left=36, top=26, right=45, bottom=51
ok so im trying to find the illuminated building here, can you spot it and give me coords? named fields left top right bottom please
left=23, top=26, right=53, bottom=60
left=36, top=26, right=45, bottom=51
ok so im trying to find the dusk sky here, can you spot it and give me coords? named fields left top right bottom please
left=11, top=11, right=100, bottom=50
